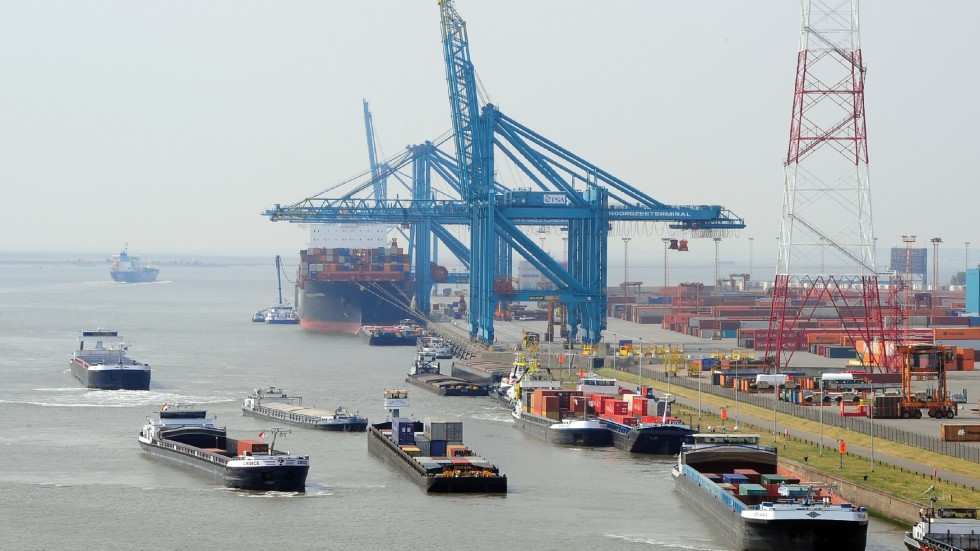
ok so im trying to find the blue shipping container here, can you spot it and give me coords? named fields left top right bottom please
left=429, top=440, right=447, bottom=457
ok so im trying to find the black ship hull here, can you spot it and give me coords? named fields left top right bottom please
left=368, top=422, right=506, bottom=494
left=604, top=422, right=694, bottom=455
left=298, top=280, right=417, bottom=334
left=71, top=361, right=150, bottom=390
left=110, top=269, right=158, bottom=283
left=513, top=413, right=612, bottom=447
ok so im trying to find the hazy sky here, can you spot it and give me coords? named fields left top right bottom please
left=2, top=1, right=978, bottom=282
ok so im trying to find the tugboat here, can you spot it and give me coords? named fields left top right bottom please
left=138, top=406, right=309, bottom=492
left=241, top=387, right=368, bottom=432
left=110, top=245, right=158, bottom=283
left=367, top=390, right=507, bottom=493
left=70, top=329, right=151, bottom=390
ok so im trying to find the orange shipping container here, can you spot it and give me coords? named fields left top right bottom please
left=237, top=440, right=269, bottom=455
left=934, top=328, right=980, bottom=340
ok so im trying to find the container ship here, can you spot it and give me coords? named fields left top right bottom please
left=296, top=225, right=421, bottom=334
left=593, top=391, right=695, bottom=455
left=367, top=390, right=506, bottom=493
left=512, top=388, right=611, bottom=447
left=672, top=433, right=868, bottom=551
left=138, top=407, right=309, bottom=492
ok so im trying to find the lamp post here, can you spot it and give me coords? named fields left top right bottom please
left=773, top=382, right=780, bottom=444
left=749, top=237, right=755, bottom=286
left=622, top=236, right=631, bottom=297
left=713, top=237, right=722, bottom=293
left=967, top=242, right=972, bottom=279
left=734, top=358, right=740, bottom=431
left=697, top=367, right=702, bottom=424
left=819, top=372, right=824, bottom=456
left=662, top=238, right=671, bottom=294
left=931, top=238, right=942, bottom=291
left=870, top=383, right=875, bottom=472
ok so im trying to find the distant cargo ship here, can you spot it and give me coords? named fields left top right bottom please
left=296, top=225, right=424, bottom=333
left=110, top=246, right=158, bottom=283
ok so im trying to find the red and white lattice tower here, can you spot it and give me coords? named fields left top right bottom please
left=766, top=0, right=896, bottom=372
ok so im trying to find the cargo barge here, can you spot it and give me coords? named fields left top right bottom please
left=70, top=329, right=151, bottom=390
left=242, top=386, right=368, bottom=432
left=296, top=226, right=424, bottom=334
left=512, top=388, right=611, bottom=447
left=905, top=507, right=980, bottom=551
left=361, top=319, right=424, bottom=346
left=593, top=392, right=695, bottom=455
left=367, top=390, right=506, bottom=493
left=138, top=408, right=309, bottom=492
left=406, top=353, right=488, bottom=397
left=672, top=433, right=868, bottom=551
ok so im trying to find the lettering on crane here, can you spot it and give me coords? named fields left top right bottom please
left=542, top=194, right=568, bottom=205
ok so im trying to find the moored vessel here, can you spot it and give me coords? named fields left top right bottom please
left=594, top=392, right=695, bottom=455
left=138, top=407, right=309, bottom=492
left=672, top=433, right=868, bottom=551
left=417, top=335, right=453, bottom=359
left=367, top=390, right=506, bottom=493
left=242, top=387, right=368, bottom=432
left=361, top=319, right=424, bottom=346
left=406, top=353, right=488, bottom=397
left=512, top=388, right=611, bottom=447
left=110, top=245, right=158, bottom=283
left=296, top=226, right=425, bottom=334
left=70, top=329, right=151, bottom=390
left=256, top=256, right=299, bottom=324
left=905, top=506, right=980, bottom=551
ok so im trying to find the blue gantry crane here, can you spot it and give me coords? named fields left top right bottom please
left=266, top=0, right=745, bottom=345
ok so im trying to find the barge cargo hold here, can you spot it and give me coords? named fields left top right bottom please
left=367, top=420, right=506, bottom=493
left=904, top=507, right=980, bottom=550
left=138, top=408, right=309, bottom=492
left=406, top=353, right=487, bottom=397
left=241, top=387, right=368, bottom=432
left=672, top=433, right=867, bottom=551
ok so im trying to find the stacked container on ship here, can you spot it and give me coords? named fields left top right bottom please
left=671, top=433, right=868, bottom=551
left=138, top=407, right=309, bottom=492
left=511, top=388, right=611, bottom=447
left=296, top=225, right=426, bottom=334
left=593, top=391, right=695, bottom=455
left=367, top=390, right=506, bottom=493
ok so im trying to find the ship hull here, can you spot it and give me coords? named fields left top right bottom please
left=298, top=280, right=416, bottom=334
left=405, top=375, right=488, bottom=397
left=604, top=422, right=694, bottom=455
left=71, top=360, right=150, bottom=390
left=513, top=413, right=612, bottom=447
left=110, top=269, right=158, bottom=283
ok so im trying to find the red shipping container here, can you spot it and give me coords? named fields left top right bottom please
left=631, top=398, right=649, bottom=416
left=605, top=400, right=628, bottom=416
left=542, top=396, right=559, bottom=413
left=237, top=440, right=269, bottom=455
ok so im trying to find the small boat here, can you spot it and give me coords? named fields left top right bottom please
left=70, top=329, right=151, bottom=390
left=905, top=506, right=980, bottom=550
left=406, top=353, right=488, bottom=397
left=138, top=406, right=309, bottom=492
left=110, top=245, right=158, bottom=283
left=242, top=387, right=368, bottom=432
left=672, top=433, right=868, bottom=551
left=417, top=335, right=453, bottom=359
left=367, top=390, right=507, bottom=493
left=256, top=256, right=299, bottom=324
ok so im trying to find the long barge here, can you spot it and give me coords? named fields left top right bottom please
left=672, top=433, right=868, bottom=551
left=138, top=408, right=309, bottom=492
left=242, top=387, right=368, bottom=432
left=70, top=329, right=151, bottom=391
left=512, top=387, right=611, bottom=447
left=366, top=390, right=506, bottom=493
left=593, top=392, right=695, bottom=454
left=406, top=353, right=487, bottom=397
